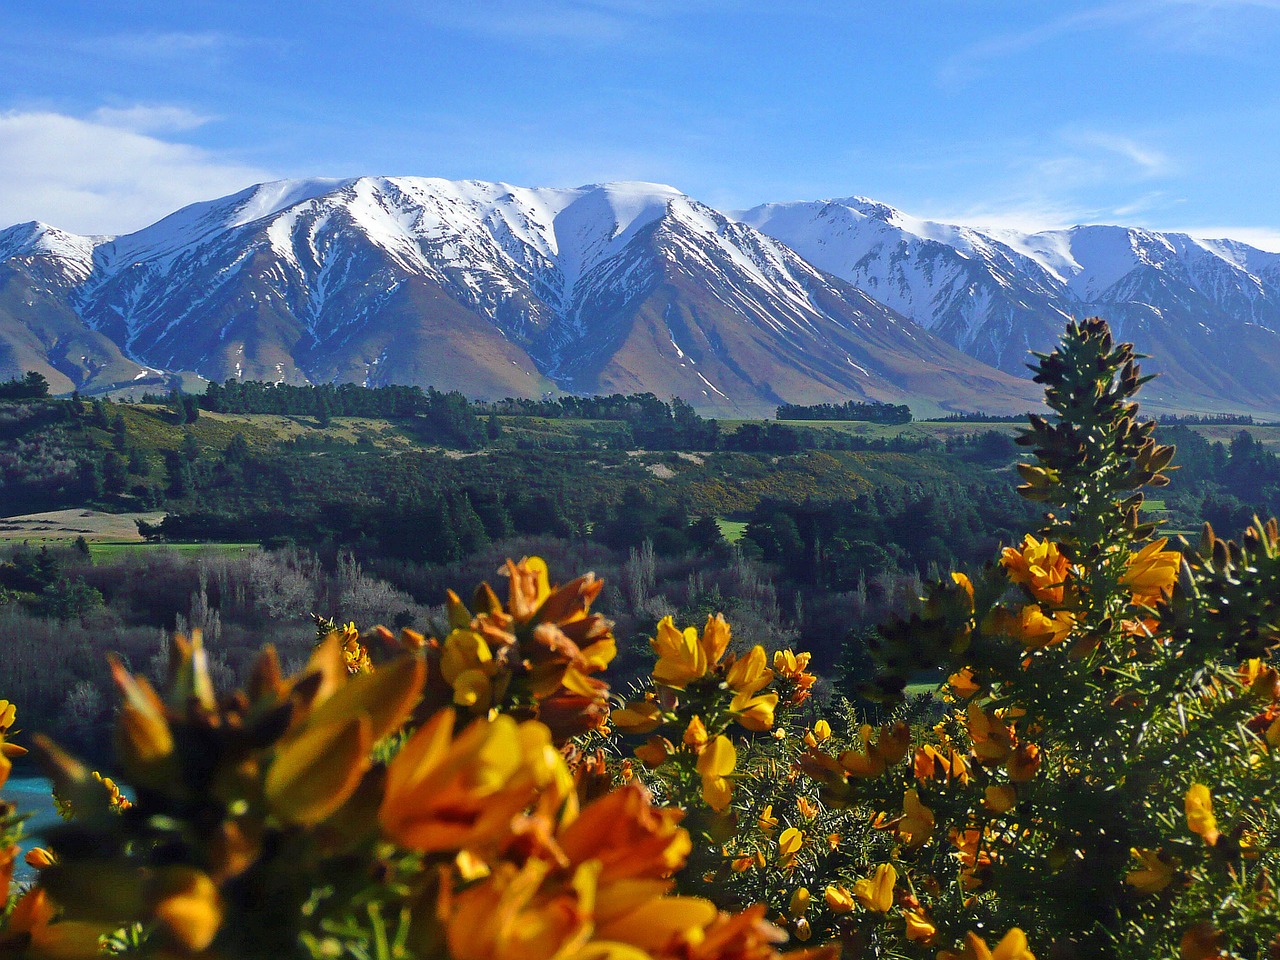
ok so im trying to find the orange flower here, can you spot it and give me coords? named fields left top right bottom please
left=1006, top=744, right=1041, bottom=782
left=1002, top=535, right=1069, bottom=605
left=983, top=784, right=1018, bottom=813
left=379, top=712, right=567, bottom=853
left=635, top=736, right=674, bottom=769
left=444, top=858, right=595, bottom=960
left=23, top=847, right=56, bottom=871
left=557, top=783, right=691, bottom=882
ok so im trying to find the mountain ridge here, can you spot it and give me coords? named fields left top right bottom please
left=2, top=176, right=1277, bottom=416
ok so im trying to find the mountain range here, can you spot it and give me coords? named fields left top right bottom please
left=2, top=177, right=1278, bottom=418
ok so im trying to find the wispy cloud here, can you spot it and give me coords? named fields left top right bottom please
left=89, top=105, right=214, bottom=134
left=940, top=0, right=1280, bottom=85
left=0, top=109, right=272, bottom=235
left=89, top=30, right=265, bottom=62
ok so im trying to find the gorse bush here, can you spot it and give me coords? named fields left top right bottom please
left=1, top=318, right=1279, bottom=959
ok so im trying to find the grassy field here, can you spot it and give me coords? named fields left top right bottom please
left=0, top=509, right=165, bottom=544
left=716, top=518, right=748, bottom=543
left=86, top=541, right=259, bottom=560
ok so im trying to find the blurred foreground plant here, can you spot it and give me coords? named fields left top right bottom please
left=0, top=568, right=833, bottom=960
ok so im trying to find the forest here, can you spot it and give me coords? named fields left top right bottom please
left=3, top=320, right=1280, bottom=958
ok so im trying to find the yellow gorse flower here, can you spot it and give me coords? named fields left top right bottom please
left=777, top=826, right=804, bottom=858
left=824, top=884, right=855, bottom=913
left=1002, top=534, right=1069, bottom=605
left=1126, top=848, right=1176, bottom=894
left=939, top=929, right=1036, bottom=960
left=852, top=862, right=896, bottom=913
left=696, top=735, right=736, bottom=812
left=1122, top=538, right=1181, bottom=606
left=1185, top=782, right=1220, bottom=846
left=650, top=614, right=731, bottom=689
left=725, top=644, right=773, bottom=695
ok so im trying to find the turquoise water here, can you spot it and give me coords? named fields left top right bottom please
left=5, top=776, right=60, bottom=882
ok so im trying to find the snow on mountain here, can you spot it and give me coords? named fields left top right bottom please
left=0, top=177, right=1042, bottom=414
left=740, top=197, right=1280, bottom=414
left=6, top=175, right=1278, bottom=414
left=0, top=222, right=104, bottom=284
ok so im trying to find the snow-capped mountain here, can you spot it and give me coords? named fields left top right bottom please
left=0, top=177, right=1038, bottom=415
left=739, top=198, right=1280, bottom=415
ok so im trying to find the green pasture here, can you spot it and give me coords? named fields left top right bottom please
left=86, top=541, right=260, bottom=560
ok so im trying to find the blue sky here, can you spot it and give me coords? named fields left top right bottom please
left=3, top=1, right=1279, bottom=246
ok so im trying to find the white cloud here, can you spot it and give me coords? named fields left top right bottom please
left=90, top=105, right=214, bottom=133
left=0, top=110, right=273, bottom=236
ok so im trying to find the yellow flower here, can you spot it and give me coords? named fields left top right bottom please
left=777, top=827, right=804, bottom=858
left=1122, top=538, right=1181, bottom=606
left=757, top=804, right=779, bottom=834
left=939, top=929, right=1035, bottom=960
left=1185, top=783, right=1220, bottom=846
left=947, top=668, right=981, bottom=699
left=611, top=699, right=663, bottom=734
left=650, top=614, right=731, bottom=689
left=697, top=735, right=736, bottom=812
left=724, top=644, right=773, bottom=696
left=904, top=906, right=937, bottom=942
left=984, top=604, right=1074, bottom=650
left=797, top=796, right=818, bottom=819
left=984, top=784, right=1018, bottom=813
left=967, top=701, right=1015, bottom=765
left=787, top=887, right=810, bottom=918
left=840, top=720, right=911, bottom=778
left=1002, top=534, right=1069, bottom=605
left=683, top=716, right=710, bottom=752
left=634, top=736, right=674, bottom=768
left=813, top=719, right=832, bottom=742
left=852, top=863, right=896, bottom=913
left=824, top=884, right=855, bottom=913
left=1126, top=848, right=1176, bottom=895
left=440, top=628, right=497, bottom=709
left=729, top=690, right=778, bottom=731
left=898, top=789, right=935, bottom=849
